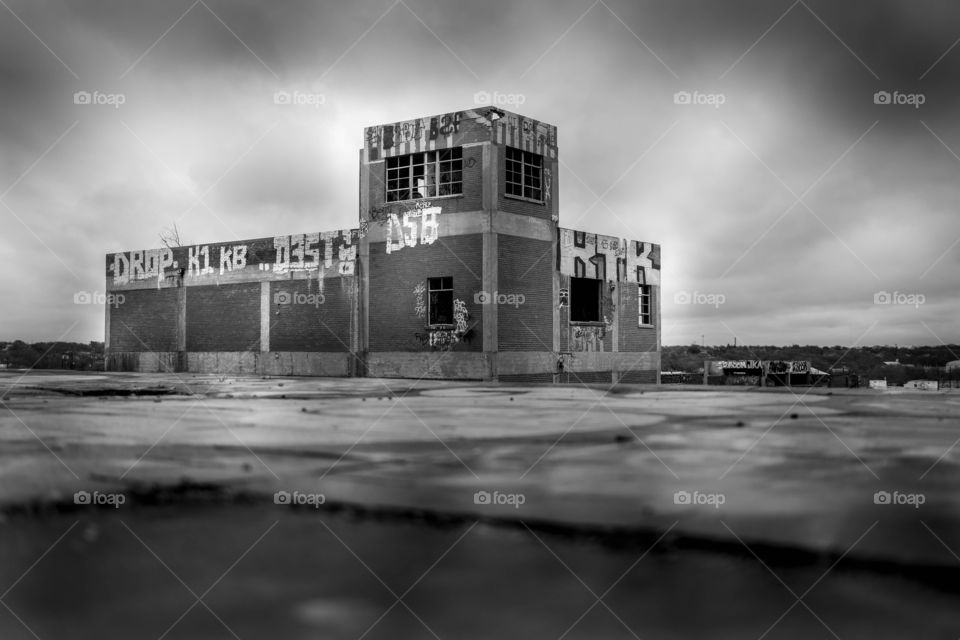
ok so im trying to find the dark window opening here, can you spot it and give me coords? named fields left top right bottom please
left=569, top=277, right=601, bottom=323
left=428, top=277, right=453, bottom=325
left=505, top=147, right=543, bottom=201
left=386, top=149, right=462, bottom=202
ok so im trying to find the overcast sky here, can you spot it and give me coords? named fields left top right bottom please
left=2, top=0, right=959, bottom=347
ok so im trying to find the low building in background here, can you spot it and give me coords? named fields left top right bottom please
left=703, top=360, right=829, bottom=387
left=904, top=379, right=939, bottom=390
left=104, top=107, right=662, bottom=382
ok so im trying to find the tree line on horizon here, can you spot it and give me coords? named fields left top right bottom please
left=662, top=343, right=960, bottom=384
left=0, top=341, right=105, bottom=370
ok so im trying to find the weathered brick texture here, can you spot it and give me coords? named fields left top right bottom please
left=109, top=288, right=178, bottom=352
left=270, top=277, right=354, bottom=352
left=497, top=235, right=553, bottom=351
left=619, top=284, right=659, bottom=353
left=367, top=235, right=484, bottom=352
left=186, top=283, right=261, bottom=352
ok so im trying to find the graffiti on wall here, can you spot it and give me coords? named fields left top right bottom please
left=414, top=282, right=426, bottom=319
left=413, top=327, right=475, bottom=350
left=494, top=114, right=558, bottom=159
left=711, top=360, right=811, bottom=375
left=369, top=197, right=435, bottom=224
left=269, top=232, right=356, bottom=276
left=109, top=247, right=181, bottom=284
left=717, top=360, right=763, bottom=370
left=767, top=361, right=810, bottom=374
left=385, top=206, right=441, bottom=254
left=109, top=229, right=358, bottom=285
left=427, top=330, right=459, bottom=349
left=413, top=298, right=471, bottom=350
left=571, top=325, right=605, bottom=352
left=453, top=298, right=468, bottom=334
left=558, top=229, right=661, bottom=286
left=365, top=112, right=465, bottom=160
left=364, top=109, right=557, bottom=160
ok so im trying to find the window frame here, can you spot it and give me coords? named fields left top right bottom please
left=568, top=277, right=602, bottom=324
left=504, top=147, right=544, bottom=203
left=386, top=148, right=463, bottom=202
left=638, top=284, right=653, bottom=327
left=427, top=276, right=454, bottom=327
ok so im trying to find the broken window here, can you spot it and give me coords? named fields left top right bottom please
left=639, top=284, right=652, bottom=326
left=386, top=148, right=463, bottom=202
left=505, top=147, right=543, bottom=201
left=569, top=277, right=601, bottom=323
left=428, top=277, right=454, bottom=325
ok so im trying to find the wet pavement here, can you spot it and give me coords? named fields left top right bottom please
left=1, top=370, right=959, bottom=638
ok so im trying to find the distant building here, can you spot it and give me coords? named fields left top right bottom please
left=104, top=108, right=662, bottom=382
left=904, top=380, right=938, bottom=390
left=703, top=360, right=828, bottom=387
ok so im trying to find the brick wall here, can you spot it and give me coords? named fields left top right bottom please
left=185, top=283, right=261, bottom=352
left=109, top=288, right=179, bottom=351
left=497, top=235, right=553, bottom=351
left=269, top=277, right=354, bottom=352
left=367, top=234, right=484, bottom=352
left=619, top=284, right=659, bottom=353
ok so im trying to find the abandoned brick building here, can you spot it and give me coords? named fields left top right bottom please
left=105, top=107, right=662, bottom=382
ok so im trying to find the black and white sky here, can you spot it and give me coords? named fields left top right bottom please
left=2, top=0, right=959, bottom=346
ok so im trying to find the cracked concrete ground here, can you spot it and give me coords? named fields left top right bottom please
left=1, top=370, right=959, bottom=639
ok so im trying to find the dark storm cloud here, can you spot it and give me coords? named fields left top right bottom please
left=1, top=0, right=959, bottom=345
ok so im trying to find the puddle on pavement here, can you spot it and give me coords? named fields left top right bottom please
left=1, top=505, right=958, bottom=639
